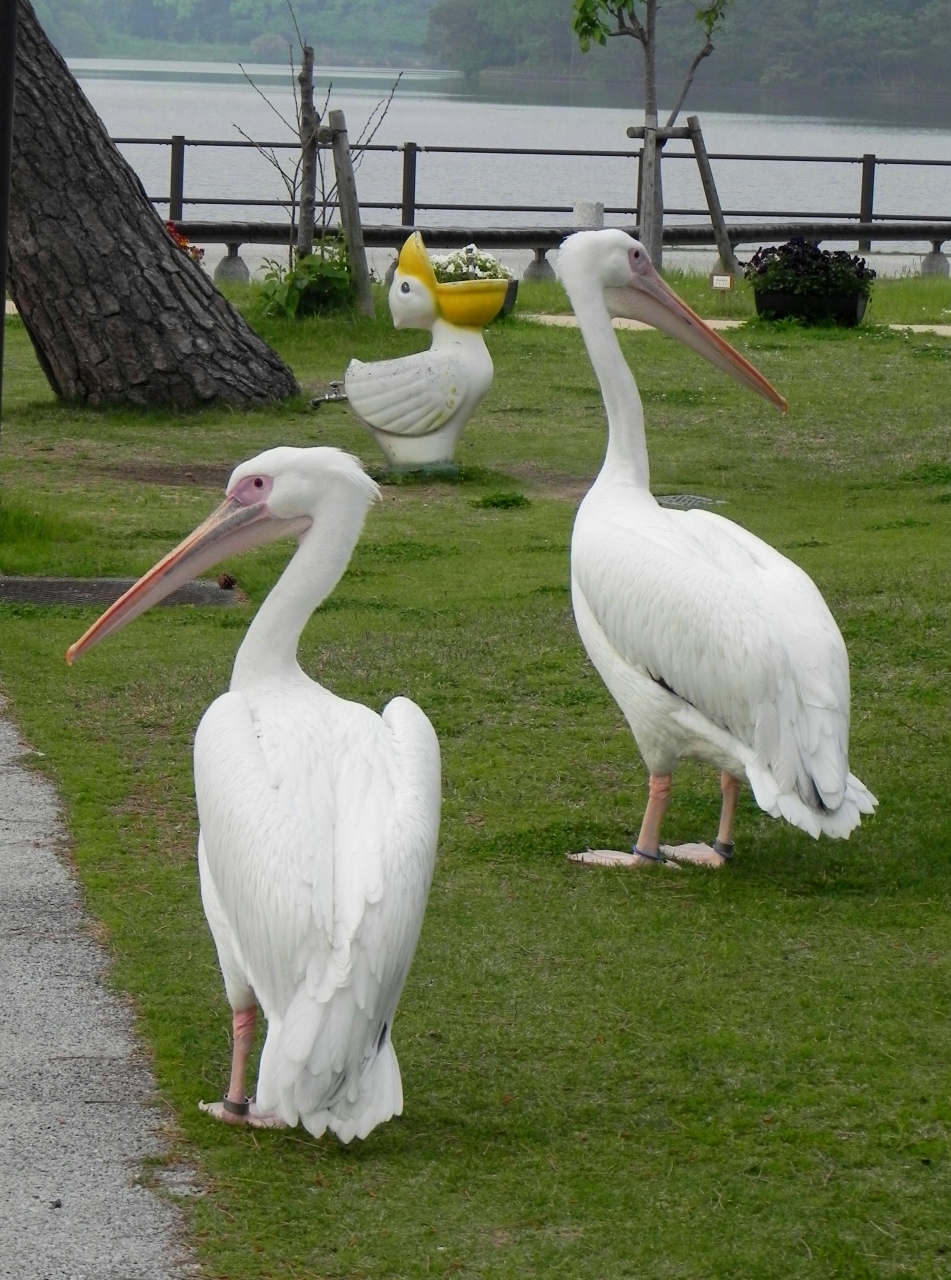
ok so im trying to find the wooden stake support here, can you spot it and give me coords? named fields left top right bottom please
left=328, top=109, right=374, bottom=319
left=687, top=115, right=740, bottom=277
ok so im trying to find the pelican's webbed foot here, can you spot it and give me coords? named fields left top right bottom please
left=566, top=848, right=679, bottom=869
left=199, top=1096, right=287, bottom=1129
left=661, top=840, right=731, bottom=868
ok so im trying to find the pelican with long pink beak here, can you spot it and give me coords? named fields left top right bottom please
left=555, top=231, right=875, bottom=868
left=69, top=446, right=441, bottom=1139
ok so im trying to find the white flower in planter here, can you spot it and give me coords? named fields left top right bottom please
left=430, top=244, right=514, bottom=283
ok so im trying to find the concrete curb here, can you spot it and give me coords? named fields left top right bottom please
left=0, top=698, right=193, bottom=1280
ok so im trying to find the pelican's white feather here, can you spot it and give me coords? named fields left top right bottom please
left=194, top=682, right=438, bottom=1142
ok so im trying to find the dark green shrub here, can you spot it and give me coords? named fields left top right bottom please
left=745, top=239, right=876, bottom=298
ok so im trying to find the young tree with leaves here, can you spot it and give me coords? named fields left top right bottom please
left=572, top=0, right=733, bottom=264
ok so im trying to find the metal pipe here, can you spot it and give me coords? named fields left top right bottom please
left=859, top=153, right=876, bottom=252
left=168, top=134, right=185, bottom=222
left=169, top=219, right=951, bottom=251
left=401, top=142, right=418, bottom=226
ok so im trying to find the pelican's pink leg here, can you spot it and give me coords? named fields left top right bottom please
left=199, top=1006, right=286, bottom=1129
left=663, top=770, right=741, bottom=868
left=567, top=773, right=675, bottom=868
left=635, top=773, right=672, bottom=858
left=226, top=1006, right=257, bottom=1109
left=715, top=772, right=742, bottom=853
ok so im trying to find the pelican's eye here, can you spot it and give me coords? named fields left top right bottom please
left=229, top=473, right=274, bottom=506
left=628, top=245, right=651, bottom=276
left=400, top=282, right=411, bottom=294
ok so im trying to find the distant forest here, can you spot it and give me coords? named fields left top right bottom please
left=33, top=0, right=951, bottom=99
left=32, top=0, right=437, bottom=62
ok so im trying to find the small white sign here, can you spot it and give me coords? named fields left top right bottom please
left=710, top=273, right=734, bottom=291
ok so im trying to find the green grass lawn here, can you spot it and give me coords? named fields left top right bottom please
left=2, top=284, right=951, bottom=1277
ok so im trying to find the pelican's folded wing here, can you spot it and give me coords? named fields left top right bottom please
left=572, top=511, right=853, bottom=828
left=345, top=350, right=466, bottom=437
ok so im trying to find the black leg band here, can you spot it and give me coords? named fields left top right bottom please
left=221, top=1095, right=250, bottom=1117
left=712, top=839, right=734, bottom=860
left=632, top=845, right=667, bottom=864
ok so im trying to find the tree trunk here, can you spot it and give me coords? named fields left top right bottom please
left=641, top=2, right=663, bottom=267
left=296, top=44, right=316, bottom=258
left=7, top=0, right=298, bottom=409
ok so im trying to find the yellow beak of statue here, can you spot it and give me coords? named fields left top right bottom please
left=397, top=232, right=513, bottom=328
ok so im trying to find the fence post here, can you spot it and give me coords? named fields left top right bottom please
left=169, top=134, right=185, bottom=221
left=687, top=115, right=739, bottom=276
left=401, top=142, right=418, bottom=226
left=328, top=109, right=374, bottom=318
left=859, top=153, right=875, bottom=252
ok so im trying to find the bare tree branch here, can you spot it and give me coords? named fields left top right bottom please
left=351, top=72, right=403, bottom=174
left=284, top=0, right=304, bottom=53
left=666, top=37, right=715, bottom=127
left=237, top=62, right=297, bottom=136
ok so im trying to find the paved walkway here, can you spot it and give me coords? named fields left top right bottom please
left=0, top=699, right=192, bottom=1280
left=523, top=312, right=951, bottom=337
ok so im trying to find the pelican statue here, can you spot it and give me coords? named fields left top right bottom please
left=67, top=447, right=441, bottom=1140
left=556, top=231, right=876, bottom=869
left=345, top=232, right=515, bottom=469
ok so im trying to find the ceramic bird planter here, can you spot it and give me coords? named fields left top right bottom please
left=345, top=233, right=516, bottom=471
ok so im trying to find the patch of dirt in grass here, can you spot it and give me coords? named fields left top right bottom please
left=505, top=463, right=593, bottom=503
left=99, top=462, right=233, bottom=489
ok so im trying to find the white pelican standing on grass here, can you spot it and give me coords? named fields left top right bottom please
left=557, top=231, right=876, bottom=869
left=67, top=447, right=441, bottom=1139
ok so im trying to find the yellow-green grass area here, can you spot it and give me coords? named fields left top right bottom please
left=515, top=270, right=951, bottom=325
left=2, top=301, right=951, bottom=1278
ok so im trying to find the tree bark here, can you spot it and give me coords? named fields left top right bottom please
left=296, top=43, right=317, bottom=258
left=7, top=0, right=298, bottom=409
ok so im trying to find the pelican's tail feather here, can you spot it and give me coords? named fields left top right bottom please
left=320, top=1035, right=404, bottom=1145
left=747, top=764, right=878, bottom=841
left=254, top=987, right=404, bottom=1143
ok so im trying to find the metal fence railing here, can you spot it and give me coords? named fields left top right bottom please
left=113, top=135, right=951, bottom=228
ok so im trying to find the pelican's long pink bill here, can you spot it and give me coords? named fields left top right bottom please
left=605, top=263, right=789, bottom=413
left=65, top=497, right=309, bottom=664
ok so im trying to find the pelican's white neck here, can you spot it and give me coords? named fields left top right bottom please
left=231, top=490, right=370, bottom=689
left=569, top=283, right=651, bottom=490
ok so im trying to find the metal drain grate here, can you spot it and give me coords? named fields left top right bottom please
left=655, top=494, right=724, bottom=510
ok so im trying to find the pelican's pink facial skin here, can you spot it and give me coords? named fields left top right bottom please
left=65, top=471, right=309, bottom=666
left=605, top=244, right=789, bottom=414
left=230, top=474, right=274, bottom=507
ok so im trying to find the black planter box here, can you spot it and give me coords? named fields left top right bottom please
left=753, top=289, right=868, bottom=326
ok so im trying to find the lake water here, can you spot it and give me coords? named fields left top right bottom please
left=71, top=60, right=951, bottom=278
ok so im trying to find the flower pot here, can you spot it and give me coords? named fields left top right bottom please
left=753, top=289, right=868, bottom=326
